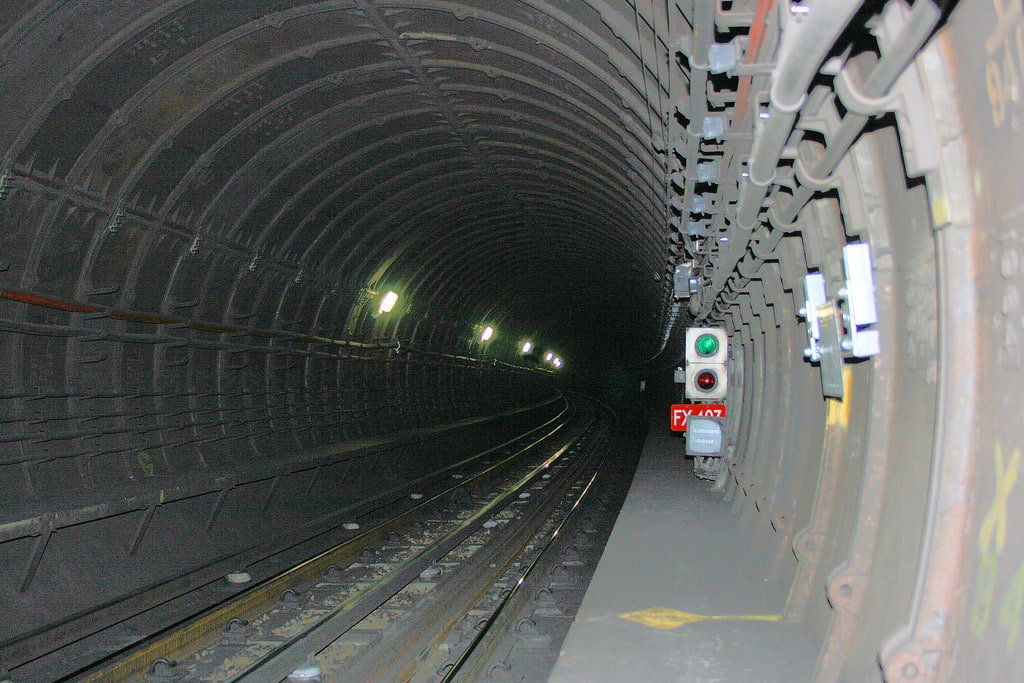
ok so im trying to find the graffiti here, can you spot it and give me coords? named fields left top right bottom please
left=985, top=0, right=1024, bottom=128
left=971, top=442, right=1023, bottom=652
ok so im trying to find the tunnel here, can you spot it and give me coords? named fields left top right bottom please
left=0, top=0, right=1018, bottom=681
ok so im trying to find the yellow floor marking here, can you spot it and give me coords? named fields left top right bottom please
left=617, top=372, right=850, bottom=636
left=619, top=607, right=781, bottom=630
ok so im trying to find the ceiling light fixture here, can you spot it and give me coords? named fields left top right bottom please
left=378, top=290, right=399, bottom=314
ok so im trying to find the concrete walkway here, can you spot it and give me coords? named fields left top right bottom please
left=548, top=419, right=817, bottom=682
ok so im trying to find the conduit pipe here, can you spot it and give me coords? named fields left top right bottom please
left=0, top=288, right=401, bottom=350
left=701, top=0, right=939, bottom=322
left=772, top=0, right=941, bottom=225
left=736, top=0, right=866, bottom=229
left=698, top=0, right=865, bottom=319
left=677, top=0, right=716, bottom=221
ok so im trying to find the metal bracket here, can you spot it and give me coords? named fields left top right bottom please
left=708, top=40, right=742, bottom=74
left=799, top=272, right=846, bottom=398
left=701, top=115, right=727, bottom=140
left=800, top=272, right=827, bottom=363
left=693, top=455, right=722, bottom=480
left=248, top=245, right=264, bottom=272
left=0, top=167, right=12, bottom=200
left=814, top=299, right=846, bottom=398
left=798, top=243, right=881, bottom=399
left=696, top=160, right=720, bottom=182
left=691, top=194, right=713, bottom=214
left=673, top=262, right=693, bottom=298
left=837, top=242, right=880, bottom=358
left=106, top=205, right=126, bottom=234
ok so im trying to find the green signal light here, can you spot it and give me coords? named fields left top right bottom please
left=695, top=333, right=719, bottom=357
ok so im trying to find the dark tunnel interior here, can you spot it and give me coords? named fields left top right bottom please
left=1, top=0, right=1022, bottom=681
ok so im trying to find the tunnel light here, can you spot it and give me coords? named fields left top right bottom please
left=378, top=290, right=399, bottom=314
left=545, top=351, right=554, bottom=362
left=521, top=341, right=533, bottom=354
left=481, top=326, right=494, bottom=342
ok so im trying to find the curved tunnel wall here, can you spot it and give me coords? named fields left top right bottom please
left=0, top=0, right=1019, bottom=680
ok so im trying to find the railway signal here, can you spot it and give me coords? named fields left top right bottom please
left=685, top=327, right=728, bottom=400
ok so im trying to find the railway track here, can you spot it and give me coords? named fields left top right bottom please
left=28, top=395, right=643, bottom=683
left=2, top=399, right=571, bottom=682
left=40, top=396, right=641, bottom=683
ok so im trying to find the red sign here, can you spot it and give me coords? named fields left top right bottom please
left=670, top=403, right=727, bottom=432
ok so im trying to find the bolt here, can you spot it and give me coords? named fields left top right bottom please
left=223, top=617, right=248, bottom=637
left=515, top=618, right=538, bottom=634
left=902, top=662, right=919, bottom=679
left=487, top=662, right=512, bottom=679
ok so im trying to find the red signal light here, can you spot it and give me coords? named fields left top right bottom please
left=695, top=369, right=718, bottom=391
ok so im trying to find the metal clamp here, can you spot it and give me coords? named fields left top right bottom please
left=800, top=272, right=827, bottom=363
left=837, top=242, right=880, bottom=358
left=798, top=243, right=881, bottom=398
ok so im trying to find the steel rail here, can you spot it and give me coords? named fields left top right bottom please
left=342, top=419, right=609, bottom=682
left=66, top=404, right=586, bottom=683
left=438, top=426, right=613, bottom=682
left=3, top=399, right=567, bottom=676
left=224, top=410, right=596, bottom=682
